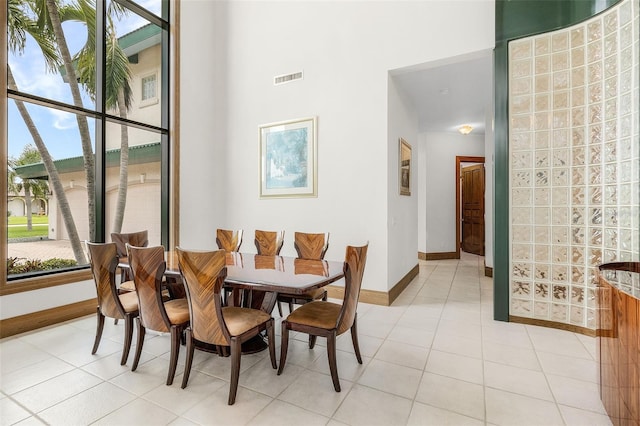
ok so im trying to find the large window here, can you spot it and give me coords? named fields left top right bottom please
left=3, top=0, right=173, bottom=290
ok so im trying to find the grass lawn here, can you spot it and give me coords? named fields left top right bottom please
left=8, top=216, right=49, bottom=239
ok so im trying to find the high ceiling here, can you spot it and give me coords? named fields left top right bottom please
left=392, top=51, right=493, bottom=135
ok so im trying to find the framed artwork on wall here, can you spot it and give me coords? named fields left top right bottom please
left=399, top=138, right=411, bottom=196
left=260, top=117, right=317, bottom=198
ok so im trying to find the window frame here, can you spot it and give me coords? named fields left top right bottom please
left=1, top=0, right=179, bottom=295
left=140, top=71, right=159, bottom=106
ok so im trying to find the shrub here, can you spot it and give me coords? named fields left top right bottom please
left=7, top=257, right=78, bottom=274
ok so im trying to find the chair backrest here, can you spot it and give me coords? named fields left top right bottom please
left=111, top=230, right=149, bottom=257
left=216, top=229, right=243, bottom=252
left=294, top=232, right=329, bottom=260
left=254, top=230, right=284, bottom=255
left=176, top=248, right=229, bottom=345
left=86, top=241, right=126, bottom=319
left=127, top=244, right=171, bottom=332
left=336, top=243, right=369, bottom=335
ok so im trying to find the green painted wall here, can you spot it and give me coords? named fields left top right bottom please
left=493, top=0, right=623, bottom=321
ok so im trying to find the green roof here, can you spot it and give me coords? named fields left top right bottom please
left=119, top=23, right=162, bottom=56
left=14, top=142, right=161, bottom=180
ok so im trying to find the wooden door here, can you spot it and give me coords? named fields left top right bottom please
left=461, top=164, right=485, bottom=255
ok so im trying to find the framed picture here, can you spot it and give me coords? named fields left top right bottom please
left=260, top=117, right=317, bottom=198
left=399, top=138, right=411, bottom=196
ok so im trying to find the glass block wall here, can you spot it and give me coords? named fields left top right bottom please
left=508, top=0, right=639, bottom=329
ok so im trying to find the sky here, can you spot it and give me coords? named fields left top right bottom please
left=7, top=0, right=161, bottom=162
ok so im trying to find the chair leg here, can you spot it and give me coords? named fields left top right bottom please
left=167, top=325, right=181, bottom=385
left=266, top=320, right=277, bottom=369
left=228, top=338, right=242, bottom=405
left=121, top=313, right=134, bottom=365
left=277, top=301, right=283, bottom=317
left=288, top=301, right=294, bottom=314
left=309, top=335, right=317, bottom=349
left=181, top=329, right=195, bottom=389
left=114, top=319, right=119, bottom=325
left=350, top=313, right=363, bottom=364
left=132, top=318, right=146, bottom=371
left=277, top=322, right=290, bottom=375
left=92, top=308, right=105, bottom=355
left=327, top=332, right=341, bottom=392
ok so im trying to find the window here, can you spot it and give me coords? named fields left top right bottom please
left=3, top=0, right=175, bottom=292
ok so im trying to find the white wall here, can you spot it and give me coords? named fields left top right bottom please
left=484, top=104, right=494, bottom=268
left=419, top=132, right=485, bottom=254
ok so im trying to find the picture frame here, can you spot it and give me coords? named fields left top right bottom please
left=399, top=138, right=411, bottom=196
left=260, top=117, right=317, bottom=198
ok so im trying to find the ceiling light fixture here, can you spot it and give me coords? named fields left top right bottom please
left=458, top=125, right=473, bottom=135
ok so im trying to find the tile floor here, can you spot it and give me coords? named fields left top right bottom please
left=0, top=253, right=613, bottom=425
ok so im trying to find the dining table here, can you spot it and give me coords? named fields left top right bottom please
left=119, top=251, right=345, bottom=353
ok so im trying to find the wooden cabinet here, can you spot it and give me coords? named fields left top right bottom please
left=597, top=262, right=640, bottom=426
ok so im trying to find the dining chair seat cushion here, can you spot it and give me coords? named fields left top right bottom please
left=163, top=298, right=190, bottom=324
left=119, top=280, right=135, bottom=292
left=221, top=307, right=272, bottom=336
left=286, top=301, right=341, bottom=329
left=118, top=291, right=139, bottom=313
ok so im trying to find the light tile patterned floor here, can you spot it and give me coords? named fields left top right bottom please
left=0, top=253, right=612, bottom=425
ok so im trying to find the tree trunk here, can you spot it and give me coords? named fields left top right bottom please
left=24, top=182, right=33, bottom=231
left=112, top=88, right=129, bottom=233
left=46, top=0, right=96, bottom=242
left=8, top=66, right=86, bottom=263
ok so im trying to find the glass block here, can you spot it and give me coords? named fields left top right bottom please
left=535, top=36, right=550, bottom=55
left=552, top=187, right=569, bottom=205
left=572, top=107, right=585, bottom=127
left=535, top=282, right=550, bottom=300
left=619, top=206, right=632, bottom=227
left=511, top=299, right=533, bottom=316
left=588, top=144, right=602, bottom=165
left=573, top=186, right=586, bottom=205
left=552, top=52, right=569, bottom=71
left=587, top=267, right=599, bottom=286
left=535, top=131, right=550, bottom=149
left=620, top=22, right=633, bottom=47
left=572, top=206, right=586, bottom=224
left=589, top=186, right=602, bottom=204
left=512, top=95, right=533, bottom=114
left=588, top=166, right=601, bottom=185
left=513, top=244, right=532, bottom=261
left=552, top=246, right=569, bottom=263
left=534, top=56, right=550, bottom=74
left=535, top=188, right=550, bottom=205
left=535, top=92, right=550, bottom=110
left=535, top=150, right=550, bottom=168
left=605, top=77, right=617, bottom=99
left=589, top=248, right=603, bottom=266
left=553, top=149, right=569, bottom=167
left=572, top=147, right=585, bottom=166
left=512, top=188, right=532, bottom=206
left=534, top=112, right=550, bottom=130
left=619, top=0, right=632, bottom=25
left=512, top=207, right=532, bottom=224
left=603, top=9, right=618, bottom=35
left=535, top=207, right=550, bottom=225
left=553, top=284, right=568, bottom=300
left=510, top=39, right=532, bottom=59
left=552, top=31, right=569, bottom=51
left=590, top=207, right=602, bottom=225
left=512, top=78, right=532, bottom=96
left=570, top=305, right=585, bottom=326
left=619, top=184, right=632, bottom=204
left=586, top=40, right=602, bottom=63
left=571, top=266, right=585, bottom=285
left=587, top=308, right=596, bottom=329
left=552, top=129, right=569, bottom=147
left=572, top=227, right=586, bottom=244
left=533, top=227, right=550, bottom=245
left=620, top=251, right=633, bottom=262
left=572, top=128, right=585, bottom=146
left=588, top=103, right=602, bottom=123
left=513, top=170, right=532, bottom=187
left=534, top=301, right=550, bottom=318
left=618, top=138, right=632, bottom=159
left=512, top=151, right=532, bottom=169
left=571, top=27, right=584, bottom=48
left=590, top=227, right=603, bottom=245
left=621, top=93, right=632, bottom=115
left=588, top=62, right=603, bottom=84
left=552, top=226, right=569, bottom=244
left=604, top=207, right=618, bottom=226
left=604, top=249, right=617, bottom=262
left=620, top=161, right=632, bottom=182
left=604, top=34, right=617, bottom=57
left=604, top=228, right=618, bottom=248
left=605, top=99, right=617, bottom=120
left=553, top=266, right=569, bottom=284
left=513, top=263, right=532, bottom=279
left=512, top=115, right=533, bottom=132
left=553, top=71, right=569, bottom=90
left=587, top=288, right=597, bottom=308
left=589, top=124, right=602, bottom=145
left=553, top=169, right=569, bottom=186
left=572, top=66, right=585, bottom=87
left=513, top=59, right=532, bottom=78
left=535, top=245, right=550, bottom=262
left=551, top=303, right=568, bottom=322
left=572, top=87, right=585, bottom=107
left=512, top=225, right=532, bottom=242
left=572, top=167, right=586, bottom=185
left=553, top=110, right=569, bottom=129
left=535, top=170, right=549, bottom=186
left=587, top=19, right=602, bottom=42
left=621, top=45, right=633, bottom=70
left=620, top=116, right=632, bottom=138
left=571, top=286, right=585, bottom=304
left=620, top=69, right=632, bottom=92
left=572, top=247, right=585, bottom=264
left=571, top=46, right=585, bottom=67
left=605, top=164, right=617, bottom=184
left=604, top=55, right=617, bottom=78
left=604, top=141, right=617, bottom=164
left=552, top=207, right=568, bottom=225
left=512, top=281, right=531, bottom=296
left=512, top=132, right=532, bottom=151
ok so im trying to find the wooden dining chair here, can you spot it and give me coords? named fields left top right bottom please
left=216, top=229, right=243, bottom=252
left=85, top=241, right=139, bottom=365
left=176, top=247, right=277, bottom=405
left=111, top=230, right=148, bottom=292
left=276, top=232, right=330, bottom=316
left=277, top=243, right=368, bottom=392
left=127, top=244, right=190, bottom=385
left=254, top=229, right=285, bottom=256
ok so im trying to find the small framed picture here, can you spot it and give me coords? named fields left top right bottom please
left=399, top=138, right=411, bottom=196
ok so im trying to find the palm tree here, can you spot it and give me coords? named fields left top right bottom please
left=7, top=0, right=86, bottom=263
left=8, top=145, right=50, bottom=230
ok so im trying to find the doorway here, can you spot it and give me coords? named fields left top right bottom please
left=455, top=156, right=485, bottom=258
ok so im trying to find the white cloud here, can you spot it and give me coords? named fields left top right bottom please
left=50, top=109, right=78, bottom=131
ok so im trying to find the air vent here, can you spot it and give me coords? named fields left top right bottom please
left=274, top=71, right=303, bottom=85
